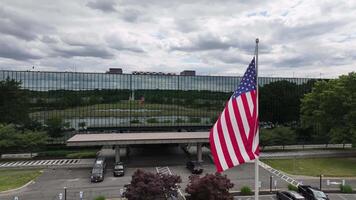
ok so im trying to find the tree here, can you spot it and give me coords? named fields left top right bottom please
left=260, top=126, right=297, bottom=147
left=0, top=124, right=47, bottom=156
left=18, top=130, right=48, bottom=154
left=260, top=80, right=305, bottom=124
left=301, top=72, right=356, bottom=144
left=185, top=173, right=234, bottom=200
left=124, top=169, right=181, bottom=200
left=0, top=77, right=29, bottom=125
left=45, top=117, right=69, bottom=138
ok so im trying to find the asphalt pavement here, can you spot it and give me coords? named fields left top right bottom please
left=1, top=145, right=356, bottom=200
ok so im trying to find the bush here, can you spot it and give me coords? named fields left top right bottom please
left=162, top=120, right=171, bottom=123
left=65, top=151, right=97, bottom=159
left=124, top=169, right=181, bottom=200
left=186, top=173, right=234, bottom=200
left=146, top=118, right=158, bottom=123
left=130, top=119, right=140, bottom=124
left=189, top=117, right=201, bottom=123
left=240, top=186, right=252, bottom=195
left=37, top=150, right=74, bottom=158
left=288, top=184, right=298, bottom=191
left=340, top=184, right=353, bottom=193
left=94, top=196, right=106, bottom=200
left=175, top=118, right=186, bottom=123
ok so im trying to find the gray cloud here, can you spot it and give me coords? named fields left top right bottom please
left=106, top=34, right=145, bottom=53
left=121, top=8, right=142, bottom=23
left=0, top=37, right=41, bottom=60
left=0, top=0, right=355, bottom=78
left=53, top=46, right=114, bottom=59
left=0, top=6, right=53, bottom=41
left=86, top=0, right=117, bottom=12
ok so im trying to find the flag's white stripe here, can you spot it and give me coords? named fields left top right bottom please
left=213, top=124, right=229, bottom=170
left=253, top=128, right=259, bottom=157
left=220, top=108, right=239, bottom=166
left=228, top=100, right=250, bottom=162
left=245, top=92, right=254, bottom=116
left=236, top=96, right=250, bottom=138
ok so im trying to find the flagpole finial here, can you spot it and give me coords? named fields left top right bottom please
left=255, top=38, right=259, bottom=44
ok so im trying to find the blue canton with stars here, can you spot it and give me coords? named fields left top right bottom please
left=232, top=58, right=257, bottom=98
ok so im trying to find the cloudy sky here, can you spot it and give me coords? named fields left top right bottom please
left=0, top=0, right=355, bottom=78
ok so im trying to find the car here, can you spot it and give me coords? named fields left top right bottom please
left=298, top=185, right=329, bottom=200
left=276, top=190, right=305, bottom=200
left=90, top=157, right=106, bottom=182
left=186, top=161, right=203, bottom=174
left=113, top=162, right=125, bottom=177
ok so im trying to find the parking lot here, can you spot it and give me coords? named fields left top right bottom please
left=1, top=145, right=355, bottom=200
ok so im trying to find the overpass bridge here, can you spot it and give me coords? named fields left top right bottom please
left=67, top=132, right=210, bottom=163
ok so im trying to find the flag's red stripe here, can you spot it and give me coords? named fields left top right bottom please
left=209, top=128, right=223, bottom=172
left=231, top=98, right=255, bottom=160
left=240, top=93, right=253, bottom=128
left=224, top=104, right=245, bottom=164
left=216, top=117, right=234, bottom=169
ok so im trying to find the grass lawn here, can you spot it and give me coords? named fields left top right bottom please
left=0, top=169, right=42, bottom=192
left=263, top=157, right=356, bottom=177
left=30, top=101, right=219, bottom=119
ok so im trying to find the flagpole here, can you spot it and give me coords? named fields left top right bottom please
left=254, top=38, right=259, bottom=200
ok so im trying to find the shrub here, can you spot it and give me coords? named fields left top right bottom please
left=288, top=184, right=298, bottom=191
left=124, top=169, right=181, bottom=200
left=162, top=120, right=171, bottom=123
left=37, top=150, right=74, bottom=158
left=130, top=119, right=140, bottom=124
left=340, top=184, right=353, bottom=193
left=189, top=117, right=201, bottom=123
left=186, top=173, right=234, bottom=200
left=175, top=118, right=186, bottom=123
left=65, top=151, right=97, bottom=159
left=240, top=186, right=252, bottom=195
left=94, top=196, right=106, bottom=200
left=146, top=118, right=158, bottom=123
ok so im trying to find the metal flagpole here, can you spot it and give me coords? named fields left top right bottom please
left=254, top=38, right=259, bottom=200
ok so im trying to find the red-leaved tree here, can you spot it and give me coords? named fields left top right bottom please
left=185, top=173, right=234, bottom=200
left=123, top=169, right=181, bottom=200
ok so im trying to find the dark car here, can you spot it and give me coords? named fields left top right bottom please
left=90, top=157, right=106, bottom=182
left=186, top=161, right=203, bottom=174
left=298, top=185, right=329, bottom=200
left=113, top=162, right=125, bottom=177
left=276, top=191, right=305, bottom=200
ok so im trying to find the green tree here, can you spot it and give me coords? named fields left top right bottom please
left=300, top=72, right=356, bottom=144
left=260, top=126, right=296, bottom=147
left=0, top=77, right=29, bottom=125
left=260, top=80, right=305, bottom=124
left=45, top=117, right=69, bottom=138
left=0, top=124, right=47, bottom=156
left=18, top=130, right=47, bottom=154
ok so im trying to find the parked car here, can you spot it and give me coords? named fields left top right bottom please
left=186, top=161, right=203, bottom=174
left=298, top=185, right=329, bottom=200
left=276, top=190, right=305, bottom=200
left=113, top=162, right=125, bottom=177
left=90, top=157, right=106, bottom=182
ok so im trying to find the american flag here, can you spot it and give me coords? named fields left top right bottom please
left=209, top=58, right=259, bottom=172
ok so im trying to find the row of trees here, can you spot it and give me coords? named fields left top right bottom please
left=123, top=170, right=234, bottom=200
left=0, top=124, right=47, bottom=156
left=300, top=72, right=356, bottom=145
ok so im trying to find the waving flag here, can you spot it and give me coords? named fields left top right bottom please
left=209, top=58, right=259, bottom=172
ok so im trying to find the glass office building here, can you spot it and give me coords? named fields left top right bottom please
left=0, top=70, right=316, bottom=130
